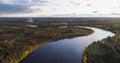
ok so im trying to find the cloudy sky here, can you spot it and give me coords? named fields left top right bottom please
left=0, top=0, right=120, bottom=17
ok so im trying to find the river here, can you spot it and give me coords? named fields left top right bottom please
left=21, top=26, right=115, bottom=63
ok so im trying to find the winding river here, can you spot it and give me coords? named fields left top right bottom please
left=21, top=26, right=115, bottom=63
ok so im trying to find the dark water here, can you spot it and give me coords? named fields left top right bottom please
left=21, top=27, right=115, bottom=63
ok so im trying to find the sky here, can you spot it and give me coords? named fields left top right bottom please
left=0, top=0, right=120, bottom=17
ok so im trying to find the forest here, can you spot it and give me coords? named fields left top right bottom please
left=82, top=20, right=120, bottom=63
left=0, top=18, right=94, bottom=63
left=0, top=18, right=120, bottom=63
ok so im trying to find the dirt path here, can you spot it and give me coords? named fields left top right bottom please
left=10, top=34, right=23, bottom=43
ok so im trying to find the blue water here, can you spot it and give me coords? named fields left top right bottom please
left=21, top=27, right=115, bottom=63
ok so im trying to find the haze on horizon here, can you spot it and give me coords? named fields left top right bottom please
left=0, top=0, right=120, bottom=17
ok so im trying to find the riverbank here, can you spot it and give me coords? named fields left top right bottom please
left=82, top=35, right=120, bottom=63
left=18, top=27, right=94, bottom=63
left=82, top=21, right=120, bottom=63
left=0, top=26, right=94, bottom=63
left=20, top=27, right=94, bottom=63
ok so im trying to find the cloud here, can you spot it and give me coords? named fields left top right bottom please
left=0, top=0, right=49, bottom=4
left=1, top=0, right=120, bottom=17
left=0, top=0, right=12, bottom=4
left=0, top=0, right=49, bottom=15
left=70, top=1, right=81, bottom=5
left=92, top=11, right=99, bottom=13
left=0, top=4, right=31, bottom=14
left=112, top=13, right=120, bottom=15
left=87, top=4, right=92, bottom=6
left=32, top=0, right=48, bottom=3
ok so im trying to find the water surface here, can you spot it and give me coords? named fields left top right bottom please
left=21, top=26, right=115, bottom=63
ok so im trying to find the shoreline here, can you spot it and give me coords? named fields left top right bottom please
left=19, top=27, right=94, bottom=63
left=82, top=28, right=116, bottom=63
